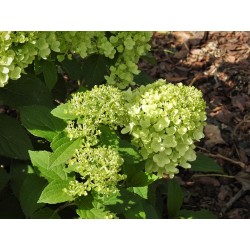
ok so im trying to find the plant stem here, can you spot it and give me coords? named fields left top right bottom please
left=191, top=174, right=235, bottom=179
left=51, top=202, right=75, bottom=218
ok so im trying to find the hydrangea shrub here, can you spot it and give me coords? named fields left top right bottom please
left=0, top=31, right=215, bottom=219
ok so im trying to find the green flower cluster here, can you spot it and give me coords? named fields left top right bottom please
left=65, top=146, right=126, bottom=197
left=0, top=31, right=152, bottom=88
left=0, top=32, right=37, bottom=86
left=65, top=84, right=127, bottom=143
left=64, top=85, right=127, bottom=197
left=122, top=79, right=207, bottom=177
left=103, top=32, right=152, bottom=89
left=67, top=85, right=127, bottom=129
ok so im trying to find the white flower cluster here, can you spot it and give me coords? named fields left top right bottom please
left=64, top=85, right=127, bottom=197
left=122, top=79, right=207, bottom=177
left=0, top=31, right=152, bottom=88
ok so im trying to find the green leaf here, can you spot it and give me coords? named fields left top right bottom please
left=98, top=127, right=144, bottom=178
left=51, top=74, right=67, bottom=103
left=77, top=207, right=111, bottom=219
left=108, top=188, right=159, bottom=219
left=118, top=139, right=143, bottom=165
left=20, top=105, right=67, bottom=142
left=0, top=74, right=53, bottom=108
left=76, top=196, right=116, bottom=219
left=124, top=204, right=147, bottom=219
left=101, top=193, right=123, bottom=206
left=141, top=52, right=157, bottom=65
left=98, top=125, right=120, bottom=148
left=81, top=54, right=114, bottom=87
left=0, top=168, right=10, bottom=192
left=60, top=56, right=83, bottom=81
left=30, top=207, right=60, bottom=219
left=41, top=60, right=58, bottom=90
left=50, top=132, right=70, bottom=151
left=49, top=137, right=82, bottom=168
left=147, top=178, right=168, bottom=217
left=38, top=180, right=73, bottom=204
left=0, top=114, right=33, bottom=160
left=51, top=103, right=77, bottom=120
left=127, top=172, right=158, bottom=187
left=190, top=153, right=224, bottom=173
left=34, top=58, right=43, bottom=75
left=129, top=186, right=148, bottom=199
left=9, top=162, right=34, bottom=198
left=0, top=195, right=25, bottom=219
left=123, top=196, right=158, bottom=219
left=29, top=150, right=67, bottom=181
left=134, top=71, right=154, bottom=85
left=29, top=150, right=50, bottom=169
left=19, top=174, right=47, bottom=217
left=167, top=178, right=184, bottom=218
left=178, top=209, right=217, bottom=219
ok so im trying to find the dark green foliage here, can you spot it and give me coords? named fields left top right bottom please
left=60, top=56, right=83, bottom=81
left=81, top=54, right=114, bottom=87
left=19, top=174, right=47, bottom=217
left=0, top=195, right=25, bottom=219
left=0, top=74, right=53, bottom=108
left=30, top=207, right=60, bottom=219
left=0, top=114, right=33, bottom=160
left=178, top=209, right=217, bottom=219
left=20, top=105, right=67, bottom=142
left=134, top=71, right=154, bottom=85
left=0, top=168, right=10, bottom=192
left=167, top=178, right=184, bottom=218
left=9, top=162, right=34, bottom=199
left=190, top=153, right=224, bottom=173
left=60, top=53, right=115, bottom=88
left=41, top=60, right=58, bottom=90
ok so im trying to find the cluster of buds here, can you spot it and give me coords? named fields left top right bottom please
left=64, top=85, right=127, bottom=197
left=65, top=146, right=126, bottom=197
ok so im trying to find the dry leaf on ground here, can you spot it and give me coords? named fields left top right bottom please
left=204, top=124, right=226, bottom=148
left=235, top=171, right=250, bottom=190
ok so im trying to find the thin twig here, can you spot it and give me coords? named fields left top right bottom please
left=191, top=174, right=235, bottom=179
left=189, top=74, right=203, bottom=86
left=196, top=146, right=246, bottom=169
left=233, top=115, right=250, bottom=137
left=222, top=188, right=246, bottom=213
left=51, top=202, right=75, bottom=218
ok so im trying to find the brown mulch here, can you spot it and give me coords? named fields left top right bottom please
left=139, top=31, right=250, bottom=219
